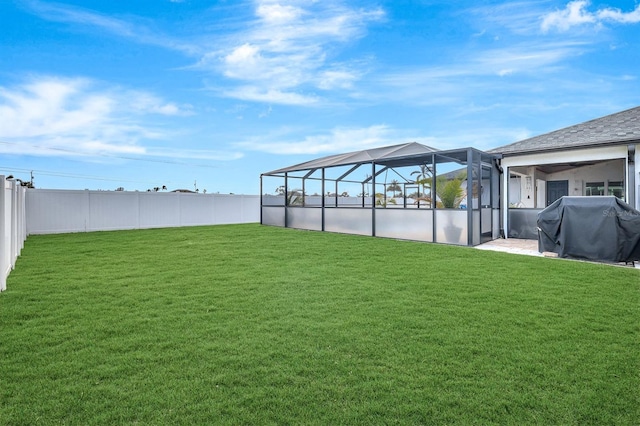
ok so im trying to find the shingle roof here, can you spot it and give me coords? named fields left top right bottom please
left=491, top=106, right=640, bottom=155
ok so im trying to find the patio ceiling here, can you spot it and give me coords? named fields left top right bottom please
left=510, top=158, right=621, bottom=175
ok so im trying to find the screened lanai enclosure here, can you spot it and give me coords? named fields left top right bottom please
left=261, top=143, right=501, bottom=246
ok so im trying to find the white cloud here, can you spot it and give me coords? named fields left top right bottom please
left=256, top=3, right=303, bottom=23
left=468, top=2, right=551, bottom=36
left=475, top=42, right=586, bottom=75
left=23, top=0, right=384, bottom=105
left=204, top=0, right=385, bottom=104
left=541, top=1, right=640, bottom=32
left=237, top=125, right=405, bottom=155
left=144, top=147, right=244, bottom=161
left=223, top=86, right=320, bottom=106
left=1, top=77, right=113, bottom=141
left=23, top=0, right=199, bottom=54
left=0, top=76, right=200, bottom=159
left=431, top=126, right=533, bottom=152
left=316, top=69, right=359, bottom=90
left=597, top=5, right=640, bottom=23
left=127, top=92, right=193, bottom=116
left=541, top=1, right=595, bottom=32
left=374, top=39, right=586, bottom=106
left=236, top=123, right=534, bottom=156
left=224, top=43, right=261, bottom=72
left=220, top=43, right=312, bottom=87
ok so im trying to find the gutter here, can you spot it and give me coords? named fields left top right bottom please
left=497, top=138, right=640, bottom=157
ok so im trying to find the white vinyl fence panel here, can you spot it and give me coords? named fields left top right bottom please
left=1, top=177, right=27, bottom=292
left=26, top=189, right=260, bottom=235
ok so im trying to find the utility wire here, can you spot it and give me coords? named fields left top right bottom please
left=0, top=166, right=172, bottom=185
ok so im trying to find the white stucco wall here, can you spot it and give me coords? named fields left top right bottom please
left=540, top=159, right=623, bottom=199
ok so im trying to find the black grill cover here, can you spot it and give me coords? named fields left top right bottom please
left=537, top=196, right=640, bottom=262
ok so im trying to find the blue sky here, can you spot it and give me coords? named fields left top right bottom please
left=1, top=0, right=639, bottom=194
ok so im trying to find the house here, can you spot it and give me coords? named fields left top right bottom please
left=492, top=106, right=640, bottom=239
left=260, top=106, right=640, bottom=245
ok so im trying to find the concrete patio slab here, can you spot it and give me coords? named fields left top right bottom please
left=476, top=238, right=639, bottom=269
left=475, top=238, right=543, bottom=257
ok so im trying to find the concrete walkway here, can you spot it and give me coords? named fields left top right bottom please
left=475, top=238, right=545, bottom=257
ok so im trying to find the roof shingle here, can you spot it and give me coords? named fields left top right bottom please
left=491, top=106, right=640, bottom=155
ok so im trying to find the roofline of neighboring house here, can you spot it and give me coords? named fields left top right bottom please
left=497, top=137, right=640, bottom=157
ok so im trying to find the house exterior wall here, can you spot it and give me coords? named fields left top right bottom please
left=500, top=144, right=635, bottom=238
left=541, top=160, right=624, bottom=198
left=508, top=166, right=537, bottom=208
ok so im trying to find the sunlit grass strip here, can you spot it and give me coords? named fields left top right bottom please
left=1, top=224, right=638, bottom=424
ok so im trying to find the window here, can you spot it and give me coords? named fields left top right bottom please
left=585, top=182, right=604, bottom=196
left=585, top=181, right=624, bottom=200
left=608, top=181, right=624, bottom=199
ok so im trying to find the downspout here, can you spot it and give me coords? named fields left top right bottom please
left=494, top=157, right=503, bottom=174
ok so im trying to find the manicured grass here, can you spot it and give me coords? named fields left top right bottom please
left=1, top=224, right=638, bottom=424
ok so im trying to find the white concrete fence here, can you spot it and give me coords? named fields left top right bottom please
left=0, top=186, right=260, bottom=291
left=1, top=177, right=27, bottom=291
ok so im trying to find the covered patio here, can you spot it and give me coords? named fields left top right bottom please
left=491, top=106, right=640, bottom=240
left=505, top=155, right=628, bottom=239
left=261, top=143, right=501, bottom=246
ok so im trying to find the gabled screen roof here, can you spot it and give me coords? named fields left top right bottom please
left=264, top=142, right=439, bottom=175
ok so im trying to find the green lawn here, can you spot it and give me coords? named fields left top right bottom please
left=1, top=224, right=638, bottom=425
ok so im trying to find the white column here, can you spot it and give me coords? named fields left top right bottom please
left=501, top=167, right=509, bottom=239
left=635, top=144, right=640, bottom=210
